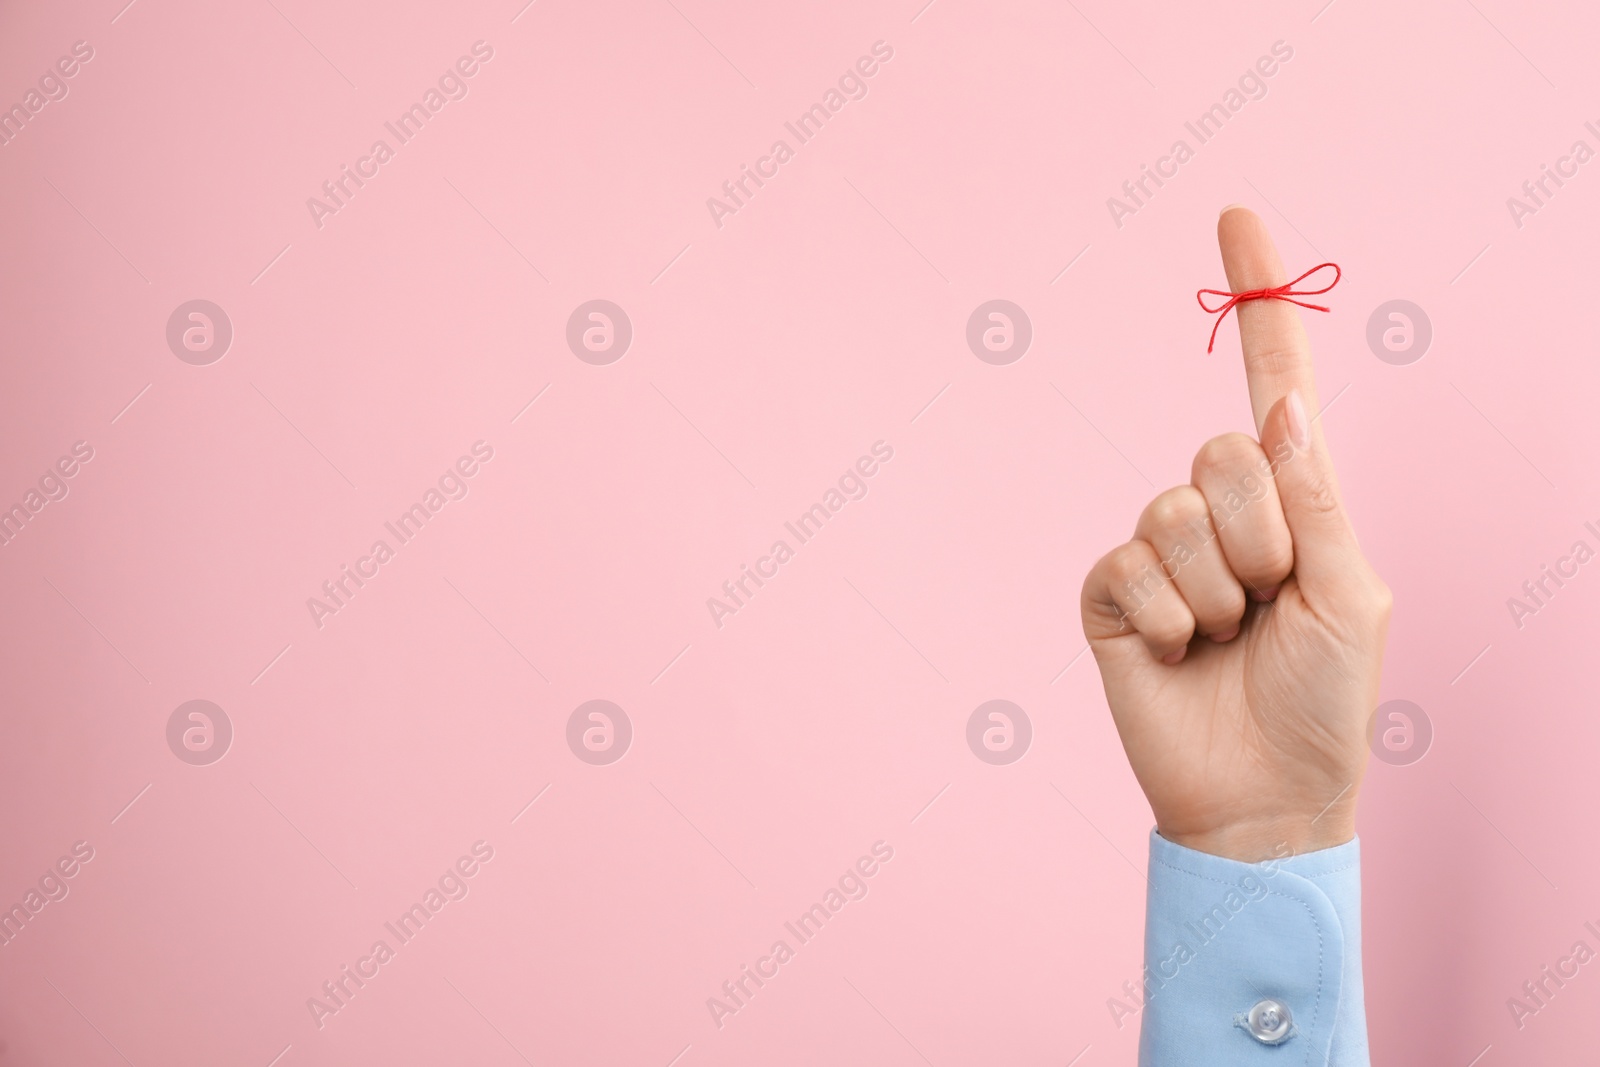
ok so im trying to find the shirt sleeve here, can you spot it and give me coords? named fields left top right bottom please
left=1135, top=829, right=1369, bottom=1067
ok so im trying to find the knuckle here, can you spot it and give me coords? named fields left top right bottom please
left=1202, top=587, right=1249, bottom=626
left=1102, top=543, right=1159, bottom=593
left=1147, top=613, right=1195, bottom=648
left=1224, top=529, right=1294, bottom=585
left=1300, top=474, right=1342, bottom=518
left=1143, top=487, right=1207, bottom=534
left=1331, top=569, right=1391, bottom=631
left=1243, top=347, right=1307, bottom=383
left=1249, top=538, right=1297, bottom=581
left=1192, top=432, right=1263, bottom=482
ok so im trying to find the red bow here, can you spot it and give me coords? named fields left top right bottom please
left=1197, top=262, right=1341, bottom=353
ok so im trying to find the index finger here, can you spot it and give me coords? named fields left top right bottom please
left=1216, top=205, right=1322, bottom=437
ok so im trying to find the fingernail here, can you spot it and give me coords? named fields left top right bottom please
left=1219, top=203, right=1248, bottom=218
left=1162, top=648, right=1187, bottom=665
left=1251, top=585, right=1280, bottom=602
left=1286, top=389, right=1311, bottom=451
left=1210, top=627, right=1239, bottom=642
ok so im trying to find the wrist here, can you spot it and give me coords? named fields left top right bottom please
left=1158, top=813, right=1357, bottom=863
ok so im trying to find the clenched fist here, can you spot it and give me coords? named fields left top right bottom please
left=1082, top=207, right=1392, bottom=863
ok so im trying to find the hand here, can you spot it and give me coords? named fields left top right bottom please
left=1080, top=206, right=1392, bottom=863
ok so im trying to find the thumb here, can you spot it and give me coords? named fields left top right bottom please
left=1261, top=389, right=1363, bottom=596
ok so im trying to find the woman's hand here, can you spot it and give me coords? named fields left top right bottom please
left=1081, top=206, right=1392, bottom=863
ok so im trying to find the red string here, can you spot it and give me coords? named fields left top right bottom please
left=1196, top=262, right=1341, bottom=354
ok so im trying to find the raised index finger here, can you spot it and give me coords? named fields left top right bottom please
left=1216, top=205, right=1322, bottom=437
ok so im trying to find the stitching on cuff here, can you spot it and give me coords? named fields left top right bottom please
left=1147, top=857, right=1331, bottom=1064
left=1288, top=859, right=1360, bottom=878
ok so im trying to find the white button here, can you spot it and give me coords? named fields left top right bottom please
left=1243, top=998, right=1293, bottom=1044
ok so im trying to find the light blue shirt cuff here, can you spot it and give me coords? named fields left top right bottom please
left=1135, top=829, right=1368, bottom=1066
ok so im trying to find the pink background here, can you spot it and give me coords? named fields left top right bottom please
left=2, top=0, right=1598, bottom=1063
